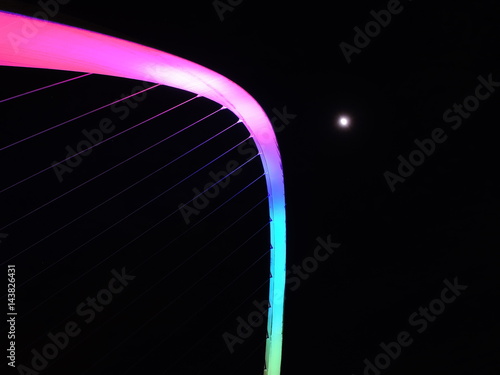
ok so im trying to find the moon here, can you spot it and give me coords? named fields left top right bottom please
left=338, top=115, right=350, bottom=128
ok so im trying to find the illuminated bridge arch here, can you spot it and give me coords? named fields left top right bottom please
left=0, top=10, right=286, bottom=375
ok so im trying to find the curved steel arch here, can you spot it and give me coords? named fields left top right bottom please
left=0, top=10, right=286, bottom=375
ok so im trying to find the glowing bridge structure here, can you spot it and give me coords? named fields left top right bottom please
left=0, top=10, right=286, bottom=375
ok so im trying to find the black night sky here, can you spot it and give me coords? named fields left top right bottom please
left=1, top=1, right=500, bottom=375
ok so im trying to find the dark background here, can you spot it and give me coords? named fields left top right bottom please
left=1, top=0, right=500, bottom=374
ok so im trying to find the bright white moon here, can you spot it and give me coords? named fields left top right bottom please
left=338, top=116, right=350, bottom=127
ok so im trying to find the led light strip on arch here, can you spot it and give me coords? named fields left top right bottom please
left=0, top=10, right=286, bottom=375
